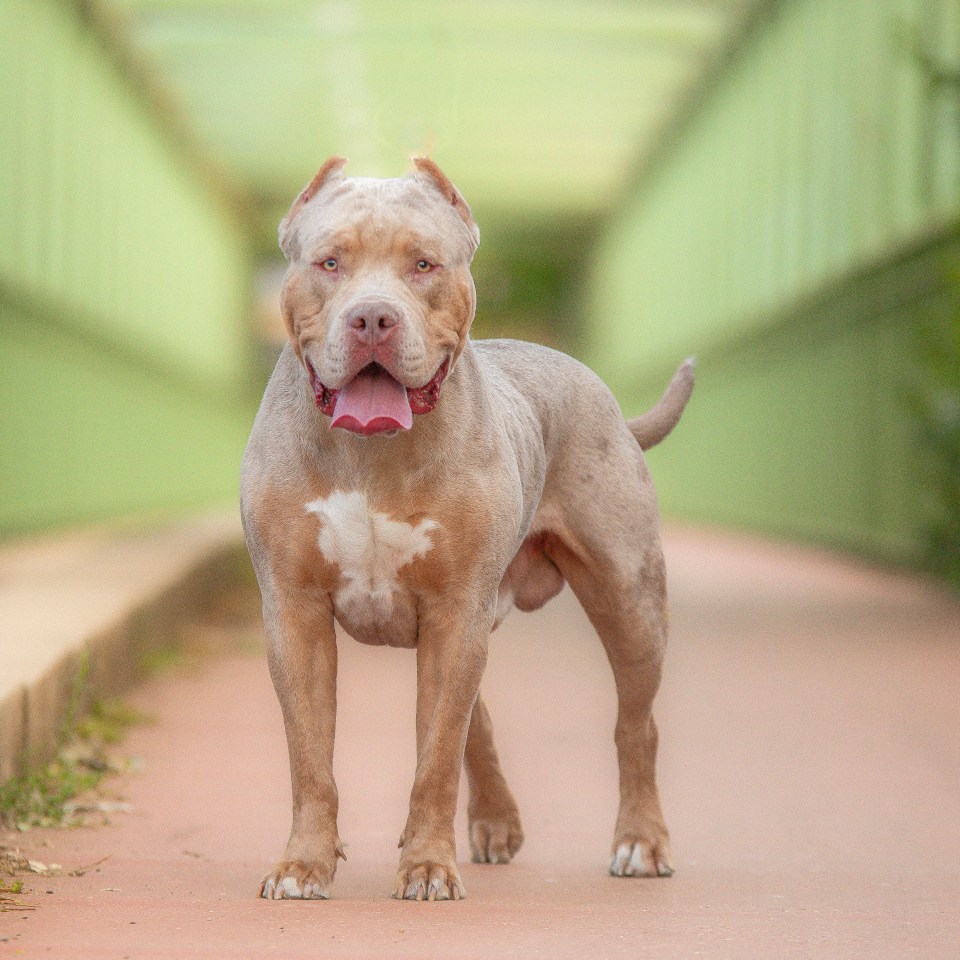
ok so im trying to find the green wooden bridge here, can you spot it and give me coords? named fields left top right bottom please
left=2, top=0, right=958, bottom=575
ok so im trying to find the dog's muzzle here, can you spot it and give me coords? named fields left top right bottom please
left=307, top=358, right=450, bottom=436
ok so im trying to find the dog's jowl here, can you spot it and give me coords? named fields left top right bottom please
left=240, top=156, right=694, bottom=902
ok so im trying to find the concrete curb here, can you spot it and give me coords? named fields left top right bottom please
left=0, top=510, right=248, bottom=781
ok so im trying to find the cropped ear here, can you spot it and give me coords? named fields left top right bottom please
left=411, top=156, right=480, bottom=257
left=278, top=156, right=348, bottom=259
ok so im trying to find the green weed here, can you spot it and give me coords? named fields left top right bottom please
left=75, top=699, right=152, bottom=746
left=0, top=757, right=100, bottom=830
left=0, top=689, right=149, bottom=831
left=138, top=644, right=188, bottom=676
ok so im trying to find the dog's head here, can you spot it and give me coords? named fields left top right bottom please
left=277, top=156, right=480, bottom=436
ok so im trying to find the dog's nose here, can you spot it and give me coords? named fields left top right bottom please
left=344, top=300, right=402, bottom=344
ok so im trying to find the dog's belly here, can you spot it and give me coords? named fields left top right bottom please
left=305, top=489, right=437, bottom=649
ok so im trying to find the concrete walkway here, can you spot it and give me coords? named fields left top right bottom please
left=0, top=511, right=243, bottom=780
left=3, top=526, right=959, bottom=958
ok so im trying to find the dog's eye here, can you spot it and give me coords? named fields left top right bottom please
left=316, top=258, right=338, bottom=272
left=415, top=260, right=434, bottom=273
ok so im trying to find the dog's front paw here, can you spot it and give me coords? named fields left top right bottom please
left=609, top=837, right=674, bottom=878
left=469, top=811, right=524, bottom=864
left=259, top=860, right=335, bottom=900
left=392, top=847, right=465, bottom=901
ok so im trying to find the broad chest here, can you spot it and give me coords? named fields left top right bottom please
left=303, top=489, right=442, bottom=647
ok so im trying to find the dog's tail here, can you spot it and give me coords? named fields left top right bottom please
left=626, top=358, right=696, bottom=451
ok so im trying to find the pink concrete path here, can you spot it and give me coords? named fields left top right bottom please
left=4, top=527, right=960, bottom=958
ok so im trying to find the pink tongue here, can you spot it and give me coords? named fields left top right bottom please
left=331, top=366, right=413, bottom=435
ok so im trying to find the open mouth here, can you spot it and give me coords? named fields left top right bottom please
left=307, top=359, right=450, bottom=436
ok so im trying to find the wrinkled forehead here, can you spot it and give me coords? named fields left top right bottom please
left=293, top=176, right=474, bottom=261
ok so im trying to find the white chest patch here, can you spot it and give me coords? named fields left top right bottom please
left=305, top=491, right=438, bottom=623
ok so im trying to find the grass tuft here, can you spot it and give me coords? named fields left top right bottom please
left=0, top=691, right=149, bottom=831
left=0, top=759, right=100, bottom=831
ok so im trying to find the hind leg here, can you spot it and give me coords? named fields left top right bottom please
left=549, top=527, right=674, bottom=878
left=463, top=693, right=524, bottom=864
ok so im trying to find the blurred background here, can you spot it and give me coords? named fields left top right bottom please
left=1, top=0, right=958, bottom=585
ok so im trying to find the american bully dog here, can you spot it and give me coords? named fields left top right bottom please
left=240, top=156, right=694, bottom=902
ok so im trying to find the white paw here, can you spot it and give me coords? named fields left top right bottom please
left=609, top=842, right=674, bottom=878
left=392, top=860, right=465, bottom=901
left=259, top=861, right=332, bottom=899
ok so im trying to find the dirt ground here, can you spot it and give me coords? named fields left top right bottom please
left=2, top=526, right=959, bottom=959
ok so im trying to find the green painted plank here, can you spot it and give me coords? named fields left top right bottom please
left=1, top=306, right=255, bottom=533
left=2, top=0, right=257, bottom=533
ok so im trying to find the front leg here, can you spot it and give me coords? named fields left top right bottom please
left=259, top=586, right=344, bottom=899
left=394, top=600, right=492, bottom=901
